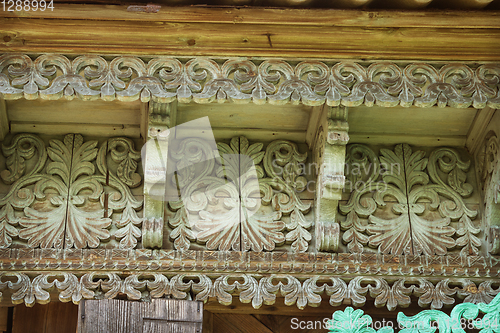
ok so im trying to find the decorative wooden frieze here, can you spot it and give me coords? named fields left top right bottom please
left=0, top=270, right=498, bottom=311
left=476, top=132, right=500, bottom=254
left=0, top=133, right=143, bottom=249
left=339, top=144, right=481, bottom=256
left=0, top=54, right=499, bottom=108
left=313, top=106, right=349, bottom=252
left=167, top=136, right=313, bottom=253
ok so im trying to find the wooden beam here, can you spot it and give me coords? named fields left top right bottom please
left=0, top=99, right=9, bottom=141
left=1, top=5, right=499, bottom=28
left=349, top=133, right=467, bottom=147
left=1, top=6, right=499, bottom=61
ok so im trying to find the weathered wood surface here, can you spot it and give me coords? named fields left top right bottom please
left=1, top=8, right=500, bottom=60
left=1, top=5, right=498, bottom=27
left=13, top=302, right=78, bottom=333
left=6, top=99, right=142, bottom=138
left=349, top=106, right=477, bottom=147
left=77, top=299, right=203, bottom=333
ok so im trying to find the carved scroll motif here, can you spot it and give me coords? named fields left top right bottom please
left=167, top=136, right=313, bottom=252
left=0, top=133, right=143, bottom=249
left=313, top=106, right=349, bottom=252
left=340, top=144, right=480, bottom=256
left=476, top=133, right=500, bottom=254
left=0, top=272, right=497, bottom=310
left=0, top=54, right=499, bottom=108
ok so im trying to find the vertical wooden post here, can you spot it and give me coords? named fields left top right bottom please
left=142, top=101, right=177, bottom=248
left=0, top=99, right=9, bottom=141
left=312, top=105, right=349, bottom=252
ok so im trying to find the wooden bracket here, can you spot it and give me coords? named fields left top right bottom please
left=142, top=101, right=177, bottom=249
left=312, top=105, right=349, bottom=252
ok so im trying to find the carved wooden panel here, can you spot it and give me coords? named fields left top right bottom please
left=165, top=136, right=314, bottom=253
left=0, top=133, right=143, bottom=249
left=339, top=143, right=481, bottom=256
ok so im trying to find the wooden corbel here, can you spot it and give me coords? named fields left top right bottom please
left=141, top=101, right=177, bottom=248
left=311, top=105, right=349, bottom=252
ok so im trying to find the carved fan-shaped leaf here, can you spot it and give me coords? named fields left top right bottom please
left=195, top=207, right=241, bottom=251
left=19, top=204, right=66, bottom=248
left=241, top=210, right=284, bottom=252
left=367, top=203, right=456, bottom=255
left=367, top=208, right=412, bottom=255
left=64, top=203, right=111, bottom=249
left=411, top=212, right=455, bottom=256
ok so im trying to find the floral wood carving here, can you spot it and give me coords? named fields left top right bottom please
left=0, top=133, right=143, bottom=249
left=167, top=136, right=312, bottom=252
left=0, top=54, right=499, bottom=108
left=340, top=144, right=480, bottom=256
left=0, top=271, right=497, bottom=311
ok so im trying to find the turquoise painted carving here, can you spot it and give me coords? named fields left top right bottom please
left=328, top=292, right=500, bottom=333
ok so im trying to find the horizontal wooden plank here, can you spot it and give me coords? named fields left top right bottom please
left=7, top=99, right=142, bottom=125
left=11, top=122, right=141, bottom=137
left=348, top=106, right=477, bottom=137
left=349, top=133, right=466, bottom=146
left=1, top=5, right=499, bottom=29
left=1, top=12, right=499, bottom=60
left=177, top=103, right=311, bottom=131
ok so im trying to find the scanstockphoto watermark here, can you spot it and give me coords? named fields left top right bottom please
left=272, top=158, right=400, bottom=194
left=290, top=317, right=499, bottom=331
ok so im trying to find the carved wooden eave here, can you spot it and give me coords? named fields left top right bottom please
left=0, top=50, right=499, bottom=314
left=0, top=54, right=499, bottom=109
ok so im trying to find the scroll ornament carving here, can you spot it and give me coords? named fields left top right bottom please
left=167, top=136, right=312, bottom=252
left=0, top=272, right=497, bottom=311
left=0, top=134, right=143, bottom=249
left=328, top=292, right=500, bottom=333
left=0, top=54, right=499, bottom=108
left=476, top=134, right=500, bottom=254
left=340, top=144, right=480, bottom=256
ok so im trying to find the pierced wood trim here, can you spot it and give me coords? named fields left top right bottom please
left=0, top=55, right=499, bottom=108
left=1, top=269, right=498, bottom=310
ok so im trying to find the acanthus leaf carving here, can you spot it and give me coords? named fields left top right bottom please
left=168, top=136, right=311, bottom=252
left=0, top=133, right=143, bottom=249
left=340, top=143, right=478, bottom=256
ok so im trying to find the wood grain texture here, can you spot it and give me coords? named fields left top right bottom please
left=1, top=7, right=499, bottom=60
left=13, top=302, right=78, bottom=333
left=78, top=299, right=202, bottom=333
left=0, top=100, right=8, bottom=142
